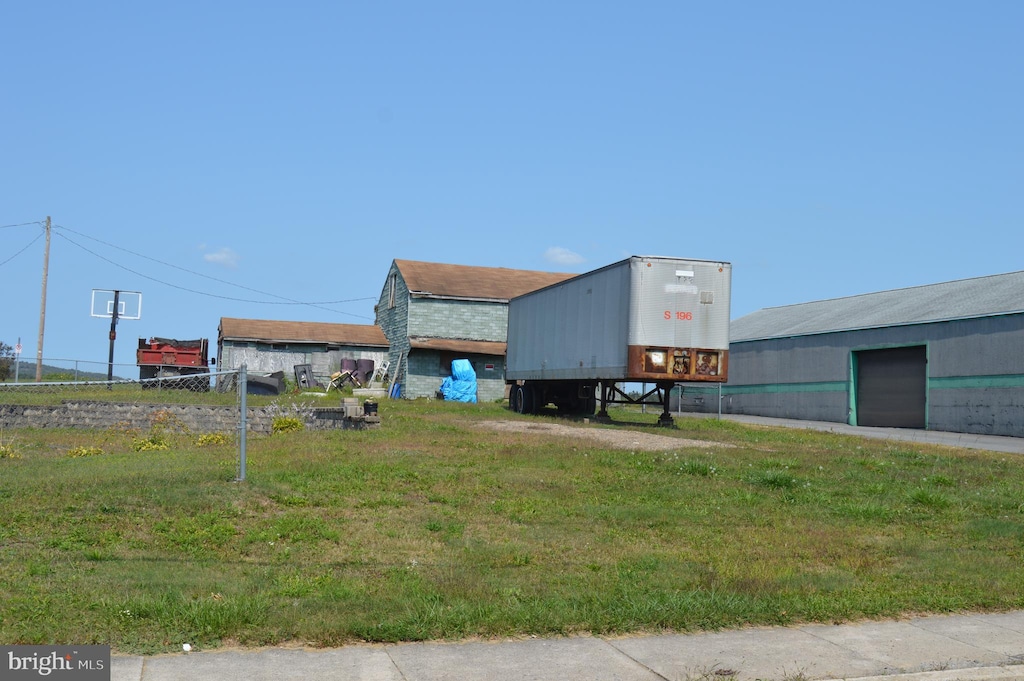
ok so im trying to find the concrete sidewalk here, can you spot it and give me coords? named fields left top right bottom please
left=687, top=413, right=1024, bottom=455
left=111, top=611, right=1024, bottom=681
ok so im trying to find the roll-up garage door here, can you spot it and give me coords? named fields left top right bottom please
left=855, top=346, right=926, bottom=428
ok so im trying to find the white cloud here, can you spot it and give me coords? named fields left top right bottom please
left=203, top=247, right=240, bottom=269
left=544, top=247, right=585, bottom=266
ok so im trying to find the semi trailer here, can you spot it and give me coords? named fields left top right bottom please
left=505, top=255, right=731, bottom=425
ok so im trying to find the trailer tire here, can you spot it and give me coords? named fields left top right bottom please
left=514, top=384, right=534, bottom=415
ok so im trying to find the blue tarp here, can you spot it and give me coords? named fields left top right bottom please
left=439, top=359, right=477, bottom=403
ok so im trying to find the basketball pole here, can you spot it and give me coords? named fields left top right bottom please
left=107, top=290, right=121, bottom=382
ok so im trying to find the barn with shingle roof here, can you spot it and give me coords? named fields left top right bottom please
left=375, top=259, right=576, bottom=401
left=701, top=271, right=1024, bottom=437
left=217, top=318, right=388, bottom=386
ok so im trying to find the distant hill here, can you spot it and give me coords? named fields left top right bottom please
left=2, top=360, right=132, bottom=382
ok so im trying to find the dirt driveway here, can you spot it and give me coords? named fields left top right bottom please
left=475, top=419, right=733, bottom=451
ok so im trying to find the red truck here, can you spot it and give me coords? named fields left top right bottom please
left=137, top=337, right=213, bottom=390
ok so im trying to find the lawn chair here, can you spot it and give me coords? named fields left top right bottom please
left=327, top=370, right=359, bottom=393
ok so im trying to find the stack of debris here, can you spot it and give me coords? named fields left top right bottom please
left=339, top=398, right=381, bottom=426
left=307, top=398, right=381, bottom=430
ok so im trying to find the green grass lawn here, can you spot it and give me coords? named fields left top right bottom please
left=0, top=399, right=1022, bottom=654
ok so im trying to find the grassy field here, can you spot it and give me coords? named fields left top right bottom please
left=0, top=399, right=1022, bottom=654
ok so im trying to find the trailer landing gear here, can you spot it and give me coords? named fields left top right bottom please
left=595, top=381, right=676, bottom=427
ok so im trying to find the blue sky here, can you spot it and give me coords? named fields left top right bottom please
left=2, top=2, right=1022, bottom=373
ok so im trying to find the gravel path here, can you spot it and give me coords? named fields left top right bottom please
left=475, top=419, right=733, bottom=451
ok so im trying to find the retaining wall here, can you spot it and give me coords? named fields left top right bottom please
left=0, top=401, right=377, bottom=434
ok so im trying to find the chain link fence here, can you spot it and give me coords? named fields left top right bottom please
left=1, top=360, right=381, bottom=481
left=0, top=362, right=251, bottom=479
left=0, top=361, right=243, bottom=402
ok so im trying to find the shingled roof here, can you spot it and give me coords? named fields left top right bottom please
left=218, top=318, right=388, bottom=347
left=394, top=259, right=576, bottom=301
left=731, top=270, right=1024, bottom=342
left=408, top=336, right=507, bottom=355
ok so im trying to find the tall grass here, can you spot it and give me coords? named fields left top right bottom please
left=0, top=400, right=1021, bottom=653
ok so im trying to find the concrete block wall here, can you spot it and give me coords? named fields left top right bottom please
left=406, top=352, right=442, bottom=400
left=376, top=264, right=411, bottom=386
left=0, top=401, right=377, bottom=435
left=407, top=352, right=506, bottom=403
left=409, top=298, right=509, bottom=341
left=475, top=363, right=506, bottom=403
left=0, top=401, right=244, bottom=432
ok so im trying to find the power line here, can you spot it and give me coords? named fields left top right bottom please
left=0, top=230, right=43, bottom=268
left=53, top=230, right=374, bottom=320
left=0, top=221, right=45, bottom=230
left=53, top=224, right=370, bottom=306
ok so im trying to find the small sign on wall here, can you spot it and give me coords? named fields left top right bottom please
left=484, top=364, right=495, bottom=371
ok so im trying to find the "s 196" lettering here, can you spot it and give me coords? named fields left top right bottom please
left=664, top=311, right=693, bottom=321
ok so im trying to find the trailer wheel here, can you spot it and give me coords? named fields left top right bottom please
left=514, top=385, right=534, bottom=415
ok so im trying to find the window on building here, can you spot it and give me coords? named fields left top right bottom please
left=388, top=273, right=397, bottom=309
left=439, top=352, right=477, bottom=376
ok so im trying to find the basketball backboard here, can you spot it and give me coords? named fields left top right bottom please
left=90, top=289, right=142, bottom=320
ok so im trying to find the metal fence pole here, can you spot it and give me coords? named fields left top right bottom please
left=237, top=364, right=247, bottom=482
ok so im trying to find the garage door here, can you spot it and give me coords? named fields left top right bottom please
left=855, top=346, right=927, bottom=428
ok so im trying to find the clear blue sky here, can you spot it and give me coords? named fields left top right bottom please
left=2, top=1, right=1022, bottom=373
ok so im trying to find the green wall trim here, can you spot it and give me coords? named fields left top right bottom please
left=700, top=381, right=848, bottom=396
left=930, top=374, right=1024, bottom=390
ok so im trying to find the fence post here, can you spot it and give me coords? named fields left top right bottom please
left=237, top=364, right=247, bottom=482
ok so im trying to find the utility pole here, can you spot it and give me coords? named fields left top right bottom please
left=35, top=216, right=51, bottom=382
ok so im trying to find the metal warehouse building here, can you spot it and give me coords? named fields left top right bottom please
left=718, top=271, right=1024, bottom=437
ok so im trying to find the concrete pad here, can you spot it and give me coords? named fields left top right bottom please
left=830, top=664, right=1024, bottom=681
left=973, top=612, right=1024, bottom=636
left=911, top=614, right=1024, bottom=658
left=386, top=636, right=663, bottom=681
left=800, top=620, right=1010, bottom=674
left=111, top=655, right=144, bottom=681
left=611, top=627, right=883, bottom=681
left=139, top=647, right=402, bottom=681
left=690, top=414, right=1024, bottom=455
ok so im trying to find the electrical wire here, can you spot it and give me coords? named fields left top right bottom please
left=0, top=230, right=43, bottom=268
left=54, top=224, right=371, bottom=306
left=53, top=230, right=374, bottom=320
left=0, top=221, right=44, bottom=229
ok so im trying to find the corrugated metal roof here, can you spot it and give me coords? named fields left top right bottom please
left=394, top=259, right=576, bottom=301
left=218, top=318, right=388, bottom=347
left=731, top=270, right=1024, bottom=342
left=409, top=337, right=507, bottom=355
